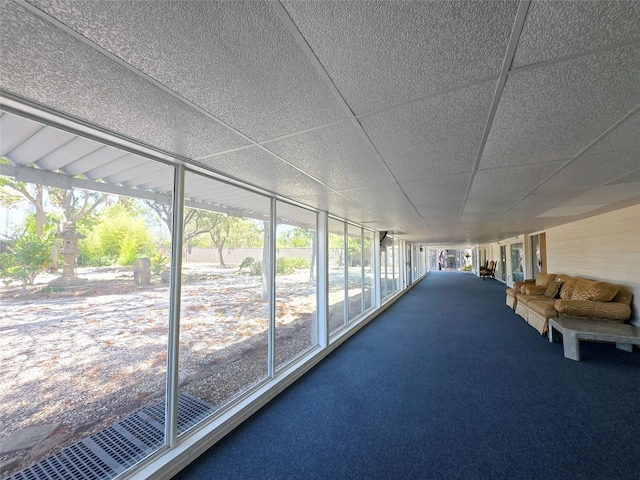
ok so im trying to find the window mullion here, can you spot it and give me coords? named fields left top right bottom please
left=165, top=164, right=184, bottom=448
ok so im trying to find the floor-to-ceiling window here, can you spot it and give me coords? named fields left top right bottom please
left=363, top=229, right=375, bottom=311
left=274, top=201, right=318, bottom=370
left=347, top=224, right=363, bottom=323
left=178, top=171, right=271, bottom=431
left=380, top=243, right=389, bottom=300
left=328, top=217, right=346, bottom=336
left=393, top=238, right=402, bottom=292
left=0, top=156, right=176, bottom=474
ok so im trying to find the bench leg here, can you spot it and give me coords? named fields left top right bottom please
left=548, top=324, right=561, bottom=343
left=616, top=343, right=634, bottom=352
left=563, top=333, right=580, bottom=361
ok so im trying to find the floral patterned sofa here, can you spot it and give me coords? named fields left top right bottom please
left=505, top=273, right=632, bottom=335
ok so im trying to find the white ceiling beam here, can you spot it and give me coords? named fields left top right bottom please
left=0, top=162, right=274, bottom=220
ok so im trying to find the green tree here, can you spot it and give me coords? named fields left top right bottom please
left=226, top=219, right=263, bottom=248
left=80, top=202, right=155, bottom=266
left=1, top=161, right=107, bottom=267
left=347, top=236, right=362, bottom=267
left=1, top=160, right=47, bottom=235
left=0, top=229, right=55, bottom=292
left=277, top=227, right=312, bottom=248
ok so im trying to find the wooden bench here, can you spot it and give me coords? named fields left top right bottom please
left=548, top=317, right=640, bottom=361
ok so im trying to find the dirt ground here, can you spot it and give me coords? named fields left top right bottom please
left=0, top=264, right=321, bottom=477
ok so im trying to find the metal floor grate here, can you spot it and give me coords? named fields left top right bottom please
left=7, top=393, right=217, bottom=480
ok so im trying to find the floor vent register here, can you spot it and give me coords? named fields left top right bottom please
left=7, top=393, right=217, bottom=480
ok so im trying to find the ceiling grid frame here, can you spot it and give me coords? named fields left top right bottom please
left=14, top=0, right=398, bottom=228
left=270, top=0, right=430, bottom=233
left=458, top=0, right=531, bottom=239
left=0, top=0, right=638, bottom=244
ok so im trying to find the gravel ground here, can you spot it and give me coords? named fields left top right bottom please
left=0, top=265, right=324, bottom=477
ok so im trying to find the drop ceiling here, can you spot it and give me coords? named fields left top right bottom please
left=0, top=0, right=639, bottom=245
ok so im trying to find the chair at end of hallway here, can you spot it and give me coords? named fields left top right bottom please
left=480, top=260, right=496, bottom=280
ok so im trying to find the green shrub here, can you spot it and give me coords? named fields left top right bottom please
left=276, top=257, right=310, bottom=274
left=0, top=230, right=54, bottom=291
left=238, top=257, right=262, bottom=276
left=151, top=253, right=169, bottom=275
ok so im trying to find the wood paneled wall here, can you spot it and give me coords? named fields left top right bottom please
left=546, top=204, right=640, bottom=325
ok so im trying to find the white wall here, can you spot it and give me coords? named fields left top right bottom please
left=545, top=204, right=640, bottom=326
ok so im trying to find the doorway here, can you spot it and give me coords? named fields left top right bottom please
left=530, top=233, right=547, bottom=276
left=500, top=245, right=507, bottom=282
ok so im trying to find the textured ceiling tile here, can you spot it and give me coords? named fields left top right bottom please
left=361, top=81, right=495, bottom=182
left=524, top=184, right=593, bottom=207
left=264, top=121, right=395, bottom=191
left=514, top=0, right=640, bottom=68
left=580, top=110, right=640, bottom=157
left=468, top=161, right=565, bottom=201
left=339, top=184, right=419, bottom=218
left=481, top=45, right=640, bottom=169
left=549, top=149, right=640, bottom=190
left=609, top=169, right=640, bottom=185
left=463, top=197, right=510, bottom=215
left=282, top=0, right=517, bottom=114
left=401, top=174, right=471, bottom=206
left=538, top=114, right=640, bottom=190
left=197, top=146, right=331, bottom=198
left=419, top=201, right=465, bottom=221
left=563, top=182, right=640, bottom=206
left=28, top=0, right=347, bottom=141
left=0, top=2, right=249, bottom=159
left=288, top=192, right=384, bottom=224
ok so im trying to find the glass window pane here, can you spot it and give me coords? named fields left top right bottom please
left=381, top=244, right=390, bottom=300
left=328, top=218, right=346, bottom=336
left=363, top=229, right=375, bottom=311
left=178, top=171, right=271, bottom=432
left=511, top=242, right=524, bottom=283
left=275, top=201, right=317, bottom=370
left=1, top=156, right=173, bottom=476
left=347, top=224, right=363, bottom=322
left=393, top=238, right=401, bottom=292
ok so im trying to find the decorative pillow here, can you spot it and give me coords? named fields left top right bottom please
left=535, top=273, right=556, bottom=288
left=613, top=287, right=633, bottom=306
left=544, top=281, right=561, bottom=298
left=570, top=279, right=619, bottom=302
left=558, top=275, right=579, bottom=300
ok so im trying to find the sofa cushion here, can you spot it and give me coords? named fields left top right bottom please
left=518, top=294, right=549, bottom=308
left=554, top=299, right=631, bottom=322
left=535, top=273, right=556, bottom=287
left=527, top=298, right=558, bottom=319
left=557, top=275, right=579, bottom=300
left=570, top=279, right=619, bottom=302
left=544, top=281, right=561, bottom=298
left=521, top=284, right=547, bottom=295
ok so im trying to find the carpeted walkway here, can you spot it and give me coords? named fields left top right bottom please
left=173, top=271, right=640, bottom=479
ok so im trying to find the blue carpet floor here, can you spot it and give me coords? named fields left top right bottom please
left=174, top=271, right=640, bottom=479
